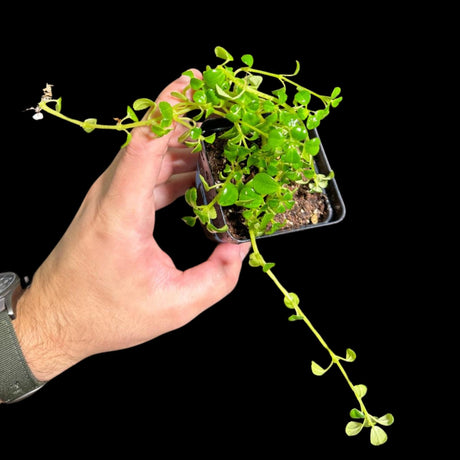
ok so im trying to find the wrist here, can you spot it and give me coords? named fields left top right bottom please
left=12, top=277, right=82, bottom=382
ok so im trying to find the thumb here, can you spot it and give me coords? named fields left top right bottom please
left=168, top=242, right=251, bottom=328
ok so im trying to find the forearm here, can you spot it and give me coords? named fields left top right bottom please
left=11, top=274, right=83, bottom=383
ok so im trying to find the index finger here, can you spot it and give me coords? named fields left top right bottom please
left=106, top=69, right=202, bottom=205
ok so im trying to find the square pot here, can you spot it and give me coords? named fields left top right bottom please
left=195, top=118, right=346, bottom=243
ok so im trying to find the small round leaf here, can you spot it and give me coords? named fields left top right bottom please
left=376, top=413, right=394, bottom=426
left=311, top=361, right=327, bottom=376
left=354, top=384, right=368, bottom=398
left=370, top=426, right=388, bottom=446
left=133, top=98, right=155, bottom=111
left=218, top=183, right=238, bottom=206
left=252, top=173, right=280, bottom=195
left=349, top=408, right=365, bottom=419
left=284, top=292, right=299, bottom=309
left=345, top=348, right=357, bottom=362
left=345, top=421, right=364, bottom=437
left=241, top=54, right=254, bottom=67
left=83, top=118, right=98, bottom=133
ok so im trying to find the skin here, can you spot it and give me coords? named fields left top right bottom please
left=5, top=70, right=250, bottom=391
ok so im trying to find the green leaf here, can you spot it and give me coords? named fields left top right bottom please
left=267, top=127, right=286, bottom=148
left=126, top=105, right=139, bottom=122
left=331, top=87, right=341, bottom=98
left=225, top=104, right=242, bottom=122
left=370, top=426, right=388, bottom=446
left=171, top=91, right=189, bottom=102
left=206, top=222, right=228, bottom=233
left=182, top=70, right=195, bottom=79
left=215, top=46, right=233, bottom=62
left=288, top=314, right=304, bottom=322
left=294, top=90, right=311, bottom=105
left=354, top=384, right=368, bottom=398
left=120, top=132, right=132, bottom=148
left=303, top=137, right=321, bottom=156
left=247, top=75, right=262, bottom=88
left=237, top=184, right=264, bottom=208
left=83, top=118, right=98, bottom=133
left=296, top=107, right=309, bottom=120
left=203, top=133, right=216, bottom=144
left=241, top=53, right=254, bottom=67
left=199, top=174, right=214, bottom=192
left=263, top=100, right=276, bottom=112
left=182, top=216, right=197, bottom=227
left=316, top=108, right=329, bottom=122
left=252, top=173, right=280, bottom=195
left=151, top=125, right=171, bottom=137
left=55, top=97, right=62, bottom=113
left=194, top=205, right=216, bottom=225
left=248, top=252, right=264, bottom=268
left=345, top=348, right=357, bottom=362
left=376, top=413, right=394, bottom=426
left=345, top=421, right=364, bottom=437
left=281, top=148, right=301, bottom=166
left=349, top=408, right=365, bottom=419
left=193, top=90, right=207, bottom=104
left=203, top=68, right=226, bottom=90
left=283, top=292, right=299, bottom=309
left=306, top=115, right=320, bottom=130
left=311, top=361, right=327, bottom=376
left=133, top=98, right=155, bottom=111
left=190, top=141, right=203, bottom=153
left=204, top=88, right=219, bottom=106
left=331, top=96, right=343, bottom=108
left=290, top=125, right=308, bottom=141
left=262, top=262, right=275, bottom=273
left=189, top=127, right=202, bottom=140
left=272, top=87, right=287, bottom=104
left=159, top=101, right=173, bottom=123
left=218, top=183, right=238, bottom=206
left=185, top=187, right=197, bottom=207
left=190, top=77, right=204, bottom=90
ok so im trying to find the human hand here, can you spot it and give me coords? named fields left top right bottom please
left=14, top=70, right=251, bottom=382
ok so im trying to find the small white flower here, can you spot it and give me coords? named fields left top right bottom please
left=25, top=105, right=44, bottom=120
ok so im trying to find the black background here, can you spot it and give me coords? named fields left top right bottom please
left=2, top=4, right=432, bottom=456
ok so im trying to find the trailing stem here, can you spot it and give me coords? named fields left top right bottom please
left=248, top=228, right=394, bottom=446
left=29, top=47, right=393, bottom=446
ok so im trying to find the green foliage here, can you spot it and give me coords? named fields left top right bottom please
left=34, top=47, right=393, bottom=446
left=176, top=48, right=342, bottom=237
left=38, top=46, right=341, bottom=240
left=310, top=345, right=394, bottom=446
left=346, top=409, right=395, bottom=446
left=83, top=118, right=98, bottom=133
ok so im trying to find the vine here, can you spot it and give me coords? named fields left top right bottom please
left=30, top=47, right=393, bottom=445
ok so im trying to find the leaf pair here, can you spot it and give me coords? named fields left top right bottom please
left=248, top=252, right=275, bottom=273
left=346, top=412, right=394, bottom=446
left=311, top=348, right=356, bottom=376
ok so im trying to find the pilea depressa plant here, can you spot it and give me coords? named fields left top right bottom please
left=30, top=46, right=394, bottom=446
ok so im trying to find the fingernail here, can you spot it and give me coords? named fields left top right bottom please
left=239, top=242, right=251, bottom=261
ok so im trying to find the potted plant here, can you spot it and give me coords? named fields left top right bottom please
left=31, top=46, right=393, bottom=446
left=191, top=117, right=345, bottom=243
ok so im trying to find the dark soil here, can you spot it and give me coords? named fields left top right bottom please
left=204, top=137, right=330, bottom=241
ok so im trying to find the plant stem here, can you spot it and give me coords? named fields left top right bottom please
left=248, top=228, right=372, bottom=423
left=39, top=101, right=153, bottom=131
left=236, top=66, right=331, bottom=106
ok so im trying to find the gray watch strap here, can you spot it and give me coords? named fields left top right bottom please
left=0, top=309, right=46, bottom=403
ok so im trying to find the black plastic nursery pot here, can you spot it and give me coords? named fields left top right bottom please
left=196, top=118, right=346, bottom=243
